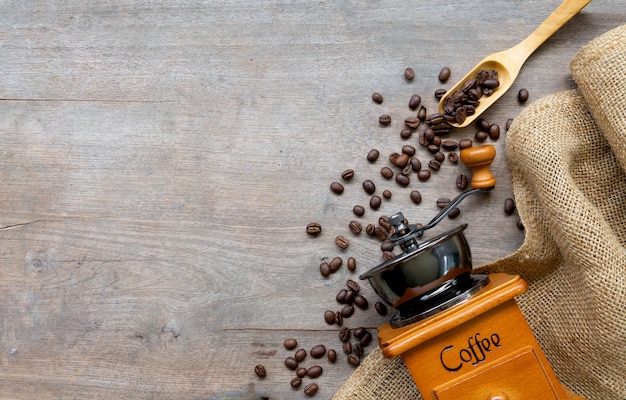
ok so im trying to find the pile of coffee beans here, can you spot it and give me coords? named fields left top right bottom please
left=442, top=69, right=501, bottom=125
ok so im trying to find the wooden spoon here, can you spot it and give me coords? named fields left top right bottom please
left=438, top=0, right=592, bottom=128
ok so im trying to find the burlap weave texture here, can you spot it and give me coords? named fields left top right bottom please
left=333, top=24, right=626, bottom=400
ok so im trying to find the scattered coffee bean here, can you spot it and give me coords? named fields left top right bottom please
left=381, top=240, right=394, bottom=252
left=381, top=166, right=393, bottom=179
left=427, top=144, right=440, bottom=154
left=328, top=349, right=337, bottom=363
left=353, top=327, right=366, bottom=339
left=296, top=367, right=307, bottom=378
left=434, top=88, right=447, bottom=100
left=441, top=140, right=458, bottom=151
left=369, top=195, right=382, bottom=209
left=347, top=257, right=356, bottom=271
left=400, top=128, right=412, bottom=139
left=404, top=67, right=415, bottom=80
left=330, top=181, right=344, bottom=194
left=254, top=364, right=266, bottom=378
left=417, top=105, right=427, bottom=121
left=374, top=226, right=388, bottom=241
left=353, top=205, right=365, bottom=216
left=353, top=342, right=364, bottom=357
left=284, top=338, right=298, bottom=350
left=362, top=179, right=376, bottom=194
left=342, top=341, right=352, bottom=355
left=437, top=197, right=451, bottom=208
left=329, top=257, right=342, bottom=272
left=341, top=169, right=354, bottom=181
left=378, top=215, right=391, bottom=230
left=336, top=289, right=347, bottom=303
left=410, top=157, right=421, bottom=171
left=349, top=220, right=362, bottom=234
left=402, top=145, right=416, bottom=156
left=284, top=356, right=298, bottom=370
left=417, top=169, right=431, bottom=181
left=456, top=174, right=469, bottom=190
left=310, top=344, right=326, bottom=359
left=347, top=354, right=361, bottom=367
left=324, top=310, right=336, bottom=324
left=339, top=327, right=351, bottom=342
left=360, top=332, right=373, bottom=346
left=518, top=88, right=529, bottom=103
left=488, top=123, right=500, bottom=140
left=517, top=218, right=525, bottom=230
left=434, top=152, right=445, bottom=163
left=354, top=295, right=368, bottom=310
left=335, top=235, right=349, bottom=249
left=476, top=117, right=490, bottom=131
left=295, top=348, right=307, bottom=362
left=428, top=159, right=441, bottom=171
left=291, top=377, right=302, bottom=388
left=346, top=279, right=360, bottom=292
left=448, top=207, right=461, bottom=219
left=409, top=94, right=421, bottom=109
left=375, top=301, right=388, bottom=316
left=367, top=149, right=380, bottom=162
left=319, top=262, right=330, bottom=277
left=379, top=114, right=391, bottom=125
left=306, top=222, right=322, bottom=236
left=459, top=138, right=473, bottom=149
left=439, top=66, right=451, bottom=82
left=395, top=173, right=410, bottom=186
left=448, top=151, right=459, bottom=164
left=410, top=190, right=422, bottom=204
left=307, top=366, right=323, bottom=379
left=506, top=118, right=514, bottom=131
left=335, top=311, right=343, bottom=326
left=404, top=116, right=420, bottom=129
left=341, top=304, right=355, bottom=318
left=383, top=189, right=392, bottom=199
left=365, top=223, right=376, bottom=235
left=504, top=198, right=516, bottom=215
left=304, top=383, right=319, bottom=396
left=393, top=153, right=410, bottom=168
left=475, top=130, right=488, bottom=141
left=372, top=92, right=383, bottom=104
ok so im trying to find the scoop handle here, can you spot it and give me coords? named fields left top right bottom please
left=460, top=145, right=496, bottom=189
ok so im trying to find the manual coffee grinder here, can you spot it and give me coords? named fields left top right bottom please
left=360, top=145, right=584, bottom=400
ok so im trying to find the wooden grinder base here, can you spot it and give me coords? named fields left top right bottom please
left=376, top=273, right=584, bottom=400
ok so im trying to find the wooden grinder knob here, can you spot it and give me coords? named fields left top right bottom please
left=460, top=145, right=496, bottom=189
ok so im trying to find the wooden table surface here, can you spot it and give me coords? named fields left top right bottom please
left=0, top=1, right=622, bottom=399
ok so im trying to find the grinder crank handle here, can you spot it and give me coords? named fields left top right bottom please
left=417, top=145, right=497, bottom=233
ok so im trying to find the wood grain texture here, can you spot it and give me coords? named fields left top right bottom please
left=0, top=1, right=622, bottom=399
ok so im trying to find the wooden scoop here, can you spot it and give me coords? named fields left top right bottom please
left=438, top=0, right=592, bottom=128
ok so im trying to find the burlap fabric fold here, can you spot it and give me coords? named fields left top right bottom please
left=333, top=24, right=626, bottom=400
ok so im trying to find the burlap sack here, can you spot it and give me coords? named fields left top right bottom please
left=333, top=24, right=626, bottom=400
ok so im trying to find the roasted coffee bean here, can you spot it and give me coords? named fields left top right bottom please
left=504, top=198, right=516, bottom=215
left=341, top=304, right=355, bottom=318
left=381, top=166, right=393, bottom=179
left=353, top=205, right=365, bottom=216
left=476, top=117, right=490, bottom=131
left=383, top=189, right=392, bottom=199
left=304, top=383, right=319, bottom=396
left=393, top=153, right=410, bottom=168
left=434, top=152, right=445, bottom=163
left=483, top=78, right=499, bottom=89
left=431, top=136, right=442, bottom=146
left=409, top=94, right=422, bottom=109
left=437, top=197, right=451, bottom=208
left=254, top=364, right=266, bottom=378
left=404, top=116, right=420, bottom=129
left=336, top=288, right=347, bottom=303
left=448, top=207, right=461, bottom=219
left=365, top=223, right=376, bottom=235
left=442, top=140, right=458, bottom=151
left=410, top=190, right=422, bottom=204
left=388, top=152, right=400, bottom=165
left=291, top=377, right=302, bottom=388
left=402, top=145, right=416, bottom=156
left=375, top=301, right=388, bottom=316
left=459, top=138, right=473, bottom=149
left=335, top=235, right=349, bottom=249
left=379, top=114, right=391, bottom=125
left=346, top=279, right=360, bottom=292
left=324, top=310, right=336, bottom=324
left=517, top=218, right=525, bottom=230
left=295, top=348, right=307, bottom=362
left=427, top=144, right=440, bottom=154
left=284, top=338, right=298, bottom=350
left=367, top=149, right=380, bottom=162
left=382, top=251, right=395, bottom=260
left=353, top=327, right=366, bottom=339
left=488, top=124, right=500, bottom=140
left=378, top=215, right=391, bottom=230
left=439, top=66, right=451, bottom=82
left=418, top=106, right=427, bottom=121
left=400, top=128, right=413, bottom=139
left=284, top=357, right=298, bottom=370
left=434, top=88, right=447, bottom=100
left=404, top=67, right=415, bottom=80
left=306, top=222, right=322, bottom=236
left=372, top=92, right=383, bottom=104
left=347, top=257, right=356, bottom=271
left=354, top=295, right=368, bottom=310
left=417, top=169, right=431, bottom=181
left=454, top=105, right=467, bottom=124
left=360, top=331, right=373, bottom=346
left=329, top=256, right=342, bottom=272
left=506, top=118, right=514, bottom=131
left=341, top=169, right=354, bottom=181
left=518, top=88, right=529, bottom=103
left=401, top=163, right=413, bottom=175
left=353, top=342, right=364, bottom=357
left=410, top=157, right=422, bottom=171
left=344, top=289, right=355, bottom=304
left=328, top=349, right=337, bottom=363
left=395, top=173, right=410, bottom=186
left=319, top=262, right=330, bottom=277
left=374, top=226, right=388, bottom=241
left=310, top=344, right=326, bottom=359
left=347, top=354, right=361, bottom=367
left=475, top=130, right=488, bottom=142
left=330, top=181, right=344, bottom=194
left=307, top=366, right=323, bottom=379
left=349, top=220, right=362, bottom=234
left=381, top=240, right=394, bottom=252
left=296, top=367, right=307, bottom=378
left=342, top=341, right=352, bottom=355
left=428, top=159, right=441, bottom=171
left=448, top=151, right=459, bottom=164
left=418, top=131, right=429, bottom=147
left=339, top=327, right=351, bottom=342
left=335, top=311, right=343, bottom=326
left=369, top=195, right=382, bottom=210
left=456, top=174, right=469, bottom=190
left=362, top=179, right=376, bottom=194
